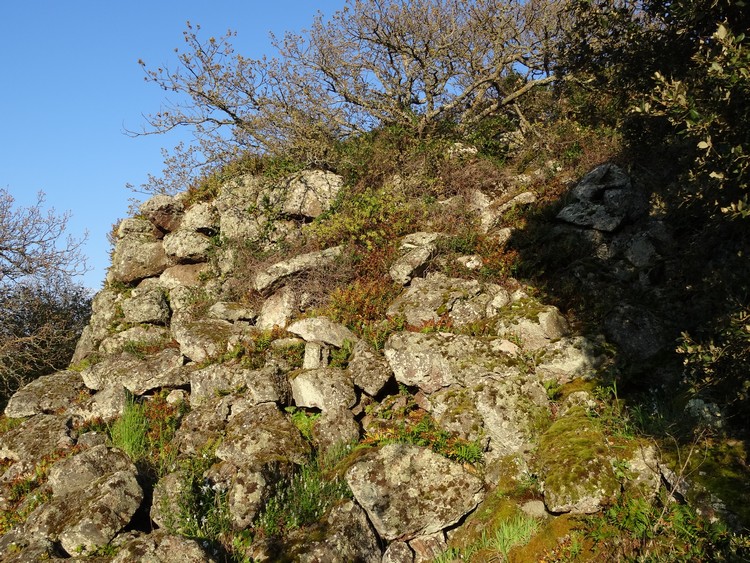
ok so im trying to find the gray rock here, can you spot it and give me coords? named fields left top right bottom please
left=140, top=194, right=185, bottom=234
left=556, top=164, right=645, bottom=232
left=99, top=325, right=173, bottom=356
left=382, top=541, right=414, bottom=563
left=181, top=202, right=220, bottom=234
left=162, top=230, right=213, bottom=264
left=71, top=384, right=128, bottom=422
left=111, top=530, right=218, bottom=563
left=604, top=304, right=667, bottom=361
left=384, top=331, right=517, bottom=394
left=278, top=170, right=344, bottom=219
left=256, top=286, right=298, bottom=329
left=287, top=317, right=358, bottom=348
left=5, top=371, right=85, bottom=418
left=117, top=217, right=157, bottom=239
left=287, top=500, right=381, bottom=563
left=25, top=469, right=143, bottom=555
left=346, top=443, right=483, bottom=540
left=388, top=233, right=442, bottom=285
left=109, top=235, right=168, bottom=284
left=535, top=336, right=605, bottom=384
left=208, top=301, right=256, bottom=322
left=0, top=530, right=63, bottom=562
left=121, top=287, right=171, bottom=325
left=160, top=264, right=208, bottom=289
left=82, top=348, right=188, bottom=395
left=348, top=340, right=392, bottom=397
left=302, top=342, right=330, bottom=369
left=254, top=246, right=343, bottom=295
left=409, top=532, right=447, bottom=563
left=48, top=445, right=136, bottom=498
left=495, top=301, right=569, bottom=350
left=173, top=397, right=230, bottom=456
left=215, top=403, right=310, bottom=466
left=0, top=414, right=74, bottom=464
left=172, top=318, right=235, bottom=363
left=290, top=368, right=356, bottom=412
left=386, top=273, right=483, bottom=327
left=190, top=364, right=281, bottom=408
left=312, top=409, right=360, bottom=455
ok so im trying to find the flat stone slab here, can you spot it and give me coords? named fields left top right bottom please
left=5, top=371, right=85, bottom=418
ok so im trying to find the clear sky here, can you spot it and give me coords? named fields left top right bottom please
left=0, top=0, right=345, bottom=290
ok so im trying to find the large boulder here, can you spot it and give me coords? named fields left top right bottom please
left=276, top=170, right=344, bottom=219
left=139, top=193, right=185, bottom=234
left=556, top=164, right=647, bottom=232
left=537, top=407, right=619, bottom=514
left=47, top=445, right=136, bottom=498
left=4, top=371, right=85, bottom=418
left=81, top=348, right=188, bottom=395
left=189, top=364, right=282, bottom=408
left=215, top=403, right=310, bottom=466
left=290, top=368, right=357, bottom=412
left=171, top=318, right=235, bottom=363
left=111, top=530, right=218, bottom=563
left=287, top=317, right=358, bottom=348
left=283, top=500, right=381, bottom=562
left=109, top=220, right=169, bottom=284
left=346, top=443, right=483, bottom=540
left=24, top=469, right=143, bottom=555
left=254, top=246, right=343, bottom=295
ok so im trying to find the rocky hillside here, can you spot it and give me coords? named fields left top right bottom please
left=0, top=158, right=747, bottom=562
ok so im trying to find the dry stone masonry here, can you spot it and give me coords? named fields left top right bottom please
left=0, top=164, right=686, bottom=561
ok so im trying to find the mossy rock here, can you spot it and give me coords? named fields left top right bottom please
left=536, top=407, right=619, bottom=514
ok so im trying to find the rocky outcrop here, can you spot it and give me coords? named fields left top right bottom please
left=0, top=164, right=690, bottom=561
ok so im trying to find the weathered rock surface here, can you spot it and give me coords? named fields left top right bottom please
left=25, top=469, right=143, bottom=555
left=346, top=443, right=483, bottom=540
left=121, top=287, right=171, bottom=325
left=82, top=348, right=188, bottom=394
left=556, top=163, right=647, bottom=232
left=537, top=408, right=619, bottom=514
left=290, top=368, right=357, bottom=412
left=4, top=371, right=85, bottom=418
left=140, top=193, right=185, bottom=234
left=215, top=403, right=310, bottom=466
left=111, top=530, right=218, bottom=563
left=277, top=170, right=344, bottom=218
left=109, top=231, right=169, bottom=284
left=190, top=364, right=282, bottom=408
left=48, top=445, right=136, bottom=498
left=285, top=500, right=381, bottom=562
left=98, top=325, right=173, bottom=356
left=0, top=415, right=74, bottom=465
left=287, top=317, right=358, bottom=348
left=172, top=318, right=235, bottom=363
left=254, top=246, right=343, bottom=295
left=348, top=340, right=393, bottom=397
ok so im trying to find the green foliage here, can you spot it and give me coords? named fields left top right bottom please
left=109, top=391, right=186, bottom=477
left=316, top=278, right=404, bottom=350
left=167, top=443, right=232, bottom=547
left=435, top=511, right=540, bottom=562
left=109, top=395, right=150, bottom=461
left=678, top=306, right=750, bottom=425
left=312, top=184, right=426, bottom=251
left=254, top=446, right=353, bottom=538
left=285, top=406, right=320, bottom=443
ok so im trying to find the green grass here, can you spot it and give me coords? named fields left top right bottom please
left=254, top=444, right=353, bottom=538
left=109, top=395, right=149, bottom=461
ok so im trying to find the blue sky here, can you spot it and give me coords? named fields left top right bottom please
left=0, top=1, right=344, bottom=289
